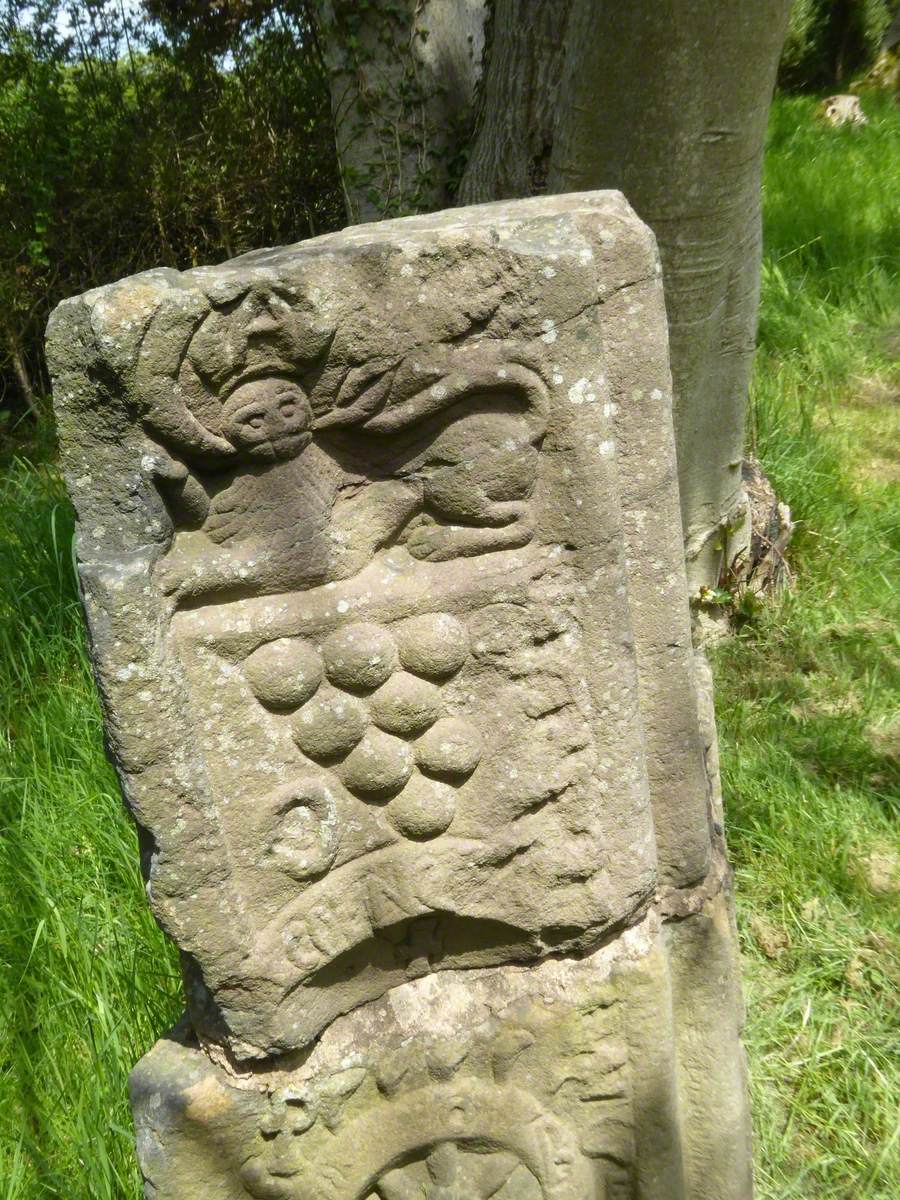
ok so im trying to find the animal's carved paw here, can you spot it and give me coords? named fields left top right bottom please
left=155, top=550, right=193, bottom=597
left=407, top=517, right=534, bottom=563
left=405, top=524, right=461, bottom=562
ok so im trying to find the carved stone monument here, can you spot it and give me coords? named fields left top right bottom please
left=48, top=193, right=752, bottom=1199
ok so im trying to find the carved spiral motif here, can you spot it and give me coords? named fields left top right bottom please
left=262, top=777, right=340, bottom=881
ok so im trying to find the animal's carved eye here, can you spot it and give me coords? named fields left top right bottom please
left=248, top=415, right=265, bottom=430
left=280, top=402, right=296, bottom=417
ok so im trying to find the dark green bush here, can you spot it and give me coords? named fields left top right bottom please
left=0, top=1, right=342, bottom=431
left=779, top=0, right=897, bottom=90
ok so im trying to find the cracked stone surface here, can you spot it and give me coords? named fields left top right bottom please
left=48, top=193, right=752, bottom=1198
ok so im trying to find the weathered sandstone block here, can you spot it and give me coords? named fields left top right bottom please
left=48, top=193, right=751, bottom=1198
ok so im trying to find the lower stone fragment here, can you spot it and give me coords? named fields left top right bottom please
left=131, top=896, right=751, bottom=1200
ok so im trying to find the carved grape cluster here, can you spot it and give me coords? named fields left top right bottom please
left=242, top=613, right=481, bottom=840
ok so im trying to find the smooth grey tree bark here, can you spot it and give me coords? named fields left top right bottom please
left=316, top=0, right=792, bottom=594
left=547, top=1, right=793, bottom=593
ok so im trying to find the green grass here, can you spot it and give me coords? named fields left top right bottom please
left=716, top=91, right=900, bottom=1199
left=0, top=465, right=182, bottom=1196
left=0, top=92, right=898, bottom=1197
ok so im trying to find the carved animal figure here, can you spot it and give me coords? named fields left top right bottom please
left=150, top=352, right=547, bottom=602
left=402, top=409, right=540, bottom=562
left=151, top=374, right=419, bottom=603
left=153, top=374, right=329, bottom=600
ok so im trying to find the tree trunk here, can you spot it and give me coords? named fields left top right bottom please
left=456, top=0, right=572, bottom=204
left=316, top=0, right=486, bottom=222
left=318, top=0, right=792, bottom=594
left=4, top=321, right=39, bottom=417
left=547, top=0, right=792, bottom=593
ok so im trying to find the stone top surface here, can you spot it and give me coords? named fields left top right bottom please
left=47, top=192, right=713, bottom=1059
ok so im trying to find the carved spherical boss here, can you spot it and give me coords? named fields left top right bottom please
left=48, top=195, right=750, bottom=1200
